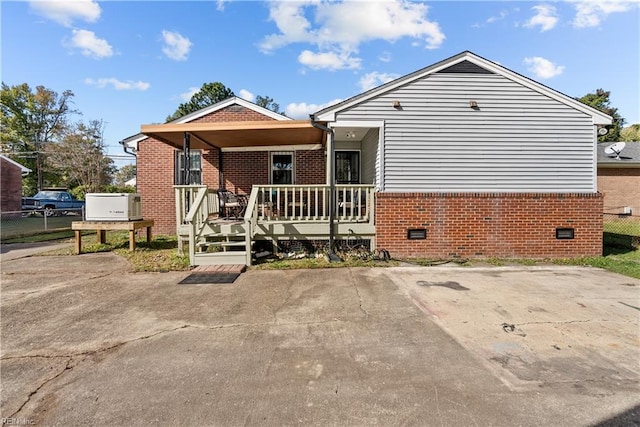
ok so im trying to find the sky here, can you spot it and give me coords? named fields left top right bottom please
left=2, top=0, right=639, bottom=168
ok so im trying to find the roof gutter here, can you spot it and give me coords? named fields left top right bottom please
left=119, top=139, right=137, bottom=157
left=309, top=116, right=341, bottom=262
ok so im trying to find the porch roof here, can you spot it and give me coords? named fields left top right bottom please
left=140, top=120, right=325, bottom=150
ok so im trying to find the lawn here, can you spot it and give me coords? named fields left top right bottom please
left=604, top=219, right=640, bottom=237
left=0, top=213, right=81, bottom=240
left=21, top=230, right=640, bottom=279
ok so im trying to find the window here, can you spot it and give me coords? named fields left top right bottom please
left=271, top=151, right=293, bottom=184
left=174, top=150, right=202, bottom=185
left=335, top=151, right=360, bottom=184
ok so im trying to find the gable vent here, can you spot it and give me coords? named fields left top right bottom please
left=436, top=60, right=494, bottom=74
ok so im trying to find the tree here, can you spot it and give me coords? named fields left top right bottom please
left=621, top=124, right=640, bottom=142
left=0, top=83, right=77, bottom=193
left=255, top=95, right=284, bottom=115
left=577, top=89, right=625, bottom=142
left=45, top=120, right=115, bottom=193
left=114, top=164, right=137, bottom=186
left=166, top=82, right=234, bottom=122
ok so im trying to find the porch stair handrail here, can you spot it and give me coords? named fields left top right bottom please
left=184, top=186, right=211, bottom=266
left=243, top=186, right=261, bottom=265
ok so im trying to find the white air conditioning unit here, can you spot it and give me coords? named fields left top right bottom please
left=85, top=193, right=142, bottom=221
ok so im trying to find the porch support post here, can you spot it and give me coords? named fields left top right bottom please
left=183, top=132, right=191, bottom=185
left=218, top=147, right=223, bottom=189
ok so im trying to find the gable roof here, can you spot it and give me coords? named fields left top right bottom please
left=597, top=142, right=640, bottom=167
left=313, top=51, right=612, bottom=126
left=171, top=96, right=291, bottom=124
left=0, top=155, right=31, bottom=174
left=123, top=96, right=290, bottom=152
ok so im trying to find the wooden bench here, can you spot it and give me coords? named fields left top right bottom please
left=71, top=219, right=154, bottom=254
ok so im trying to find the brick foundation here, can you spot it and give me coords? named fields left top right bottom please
left=375, top=192, right=603, bottom=259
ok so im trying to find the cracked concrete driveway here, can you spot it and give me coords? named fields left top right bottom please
left=1, top=247, right=639, bottom=426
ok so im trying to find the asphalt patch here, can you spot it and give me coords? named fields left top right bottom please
left=178, top=273, right=240, bottom=285
left=416, top=280, right=469, bottom=291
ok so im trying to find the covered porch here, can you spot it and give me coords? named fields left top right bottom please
left=141, top=119, right=381, bottom=266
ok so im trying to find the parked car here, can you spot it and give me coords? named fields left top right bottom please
left=22, top=190, right=85, bottom=216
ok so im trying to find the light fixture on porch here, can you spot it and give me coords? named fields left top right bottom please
left=469, top=100, right=479, bottom=109
left=392, top=100, right=401, bottom=108
left=346, top=131, right=356, bottom=139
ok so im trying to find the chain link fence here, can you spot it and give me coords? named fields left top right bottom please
left=1, top=208, right=84, bottom=241
left=603, top=213, right=640, bottom=249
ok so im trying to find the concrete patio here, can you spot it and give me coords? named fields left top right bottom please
left=1, top=247, right=638, bottom=426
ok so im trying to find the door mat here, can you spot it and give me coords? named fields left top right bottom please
left=178, top=272, right=240, bottom=285
left=178, top=264, right=246, bottom=285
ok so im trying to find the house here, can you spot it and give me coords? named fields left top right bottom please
left=597, top=141, right=640, bottom=215
left=125, top=51, right=611, bottom=266
left=1, top=155, right=31, bottom=213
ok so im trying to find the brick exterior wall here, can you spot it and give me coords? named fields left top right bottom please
left=190, top=105, right=275, bottom=123
left=375, top=192, right=603, bottom=259
left=1, top=158, right=24, bottom=212
left=597, top=167, right=640, bottom=214
left=137, top=138, right=177, bottom=235
left=296, top=150, right=326, bottom=185
left=137, top=104, right=327, bottom=235
left=222, top=152, right=269, bottom=194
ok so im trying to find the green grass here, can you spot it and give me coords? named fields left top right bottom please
left=604, top=219, right=640, bottom=237
left=252, top=255, right=399, bottom=270
left=21, top=230, right=640, bottom=279
left=1, top=215, right=81, bottom=241
left=553, top=248, right=640, bottom=279
left=38, top=233, right=191, bottom=272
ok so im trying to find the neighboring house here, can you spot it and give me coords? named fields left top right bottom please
left=597, top=142, right=640, bottom=215
left=124, top=177, right=136, bottom=187
left=125, top=51, right=611, bottom=265
left=0, top=155, right=30, bottom=212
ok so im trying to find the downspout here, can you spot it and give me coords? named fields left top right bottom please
left=310, top=115, right=341, bottom=262
left=119, top=139, right=137, bottom=157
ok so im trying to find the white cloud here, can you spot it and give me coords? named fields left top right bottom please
left=358, top=71, right=400, bottom=92
left=69, top=29, right=113, bottom=59
left=523, top=56, right=565, bottom=79
left=29, top=0, right=100, bottom=27
left=298, top=50, right=361, bottom=71
left=571, top=0, right=635, bottom=28
left=238, top=89, right=255, bottom=102
left=216, top=0, right=228, bottom=11
left=84, top=77, right=150, bottom=91
left=524, top=4, right=558, bottom=31
left=179, top=86, right=200, bottom=102
left=161, top=30, right=192, bottom=61
left=378, top=51, right=392, bottom=63
left=285, top=99, right=343, bottom=119
left=260, top=0, right=445, bottom=71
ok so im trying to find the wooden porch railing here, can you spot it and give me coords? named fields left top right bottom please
left=248, top=184, right=375, bottom=223
left=174, top=185, right=218, bottom=225
left=176, top=184, right=376, bottom=266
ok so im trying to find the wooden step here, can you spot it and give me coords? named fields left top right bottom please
left=197, top=241, right=246, bottom=248
left=193, top=251, right=249, bottom=266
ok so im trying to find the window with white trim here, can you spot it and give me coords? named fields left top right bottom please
left=270, top=151, right=294, bottom=184
left=174, top=150, right=202, bottom=185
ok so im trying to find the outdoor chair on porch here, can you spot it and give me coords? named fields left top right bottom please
left=217, top=189, right=247, bottom=219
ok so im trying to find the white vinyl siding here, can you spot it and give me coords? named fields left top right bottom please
left=361, top=128, right=378, bottom=186
left=335, top=73, right=596, bottom=193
